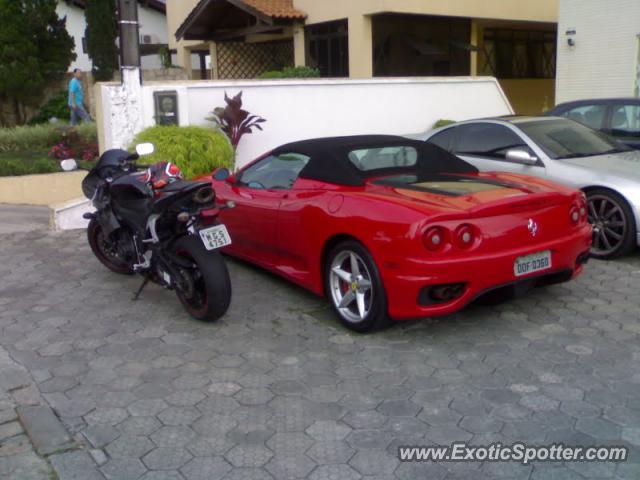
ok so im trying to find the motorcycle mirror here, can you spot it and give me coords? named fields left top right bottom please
left=60, top=159, right=78, bottom=172
left=135, top=143, right=155, bottom=157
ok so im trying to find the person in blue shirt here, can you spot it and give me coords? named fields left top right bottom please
left=68, top=68, right=91, bottom=125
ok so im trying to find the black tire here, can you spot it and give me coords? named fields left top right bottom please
left=174, top=235, right=231, bottom=322
left=87, top=219, right=133, bottom=275
left=324, top=240, right=391, bottom=333
left=586, top=188, right=636, bottom=259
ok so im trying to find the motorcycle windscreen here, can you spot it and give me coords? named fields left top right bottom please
left=82, top=171, right=101, bottom=199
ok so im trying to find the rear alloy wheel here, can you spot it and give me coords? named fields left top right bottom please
left=586, top=189, right=636, bottom=259
left=174, top=235, right=231, bottom=322
left=325, top=240, right=390, bottom=333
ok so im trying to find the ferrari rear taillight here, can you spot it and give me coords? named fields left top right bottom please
left=571, top=196, right=588, bottom=225
left=570, top=206, right=580, bottom=224
left=423, top=224, right=481, bottom=252
left=455, top=224, right=476, bottom=249
left=423, top=227, right=447, bottom=251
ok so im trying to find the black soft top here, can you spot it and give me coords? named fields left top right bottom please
left=271, top=135, right=477, bottom=187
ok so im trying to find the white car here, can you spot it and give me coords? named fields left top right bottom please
left=411, top=116, right=640, bottom=258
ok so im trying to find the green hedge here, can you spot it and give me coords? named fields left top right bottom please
left=131, top=126, right=234, bottom=179
left=258, top=66, right=320, bottom=79
left=0, top=151, right=58, bottom=177
left=0, top=123, right=97, bottom=152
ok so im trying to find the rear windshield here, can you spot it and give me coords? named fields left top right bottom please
left=348, top=146, right=418, bottom=171
left=373, top=174, right=520, bottom=197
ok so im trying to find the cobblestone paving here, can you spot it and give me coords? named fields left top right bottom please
left=0, top=346, right=52, bottom=479
left=1, top=228, right=640, bottom=479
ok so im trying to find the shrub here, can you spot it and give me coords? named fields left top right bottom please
left=0, top=123, right=97, bottom=152
left=28, top=91, right=70, bottom=125
left=131, top=126, right=234, bottom=179
left=433, top=119, right=455, bottom=129
left=258, top=66, right=320, bottom=79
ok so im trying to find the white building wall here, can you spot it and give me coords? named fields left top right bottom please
left=556, top=0, right=640, bottom=103
left=139, top=5, right=169, bottom=70
left=100, top=77, right=513, bottom=167
left=57, top=2, right=92, bottom=72
left=56, top=1, right=169, bottom=73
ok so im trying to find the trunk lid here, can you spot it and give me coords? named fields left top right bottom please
left=368, top=172, right=573, bottom=216
left=367, top=172, right=582, bottom=251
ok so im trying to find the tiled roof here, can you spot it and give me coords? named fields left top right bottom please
left=241, top=0, right=306, bottom=19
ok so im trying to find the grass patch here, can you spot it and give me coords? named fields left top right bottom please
left=0, top=123, right=97, bottom=153
left=0, top=150, right=58, bottom=176
left=0, top=150, right=94, bottom=176
left=0, top=123, right=98, bottom=176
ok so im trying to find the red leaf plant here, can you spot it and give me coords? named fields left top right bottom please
left=208, top=91, right=266, bottom=150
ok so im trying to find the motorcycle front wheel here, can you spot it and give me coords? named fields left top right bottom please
left=87, top=219, right=134, bottom=275
left=173, top=235, right=231, bottom=322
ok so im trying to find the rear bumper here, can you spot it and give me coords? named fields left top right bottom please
left=382, top=225, right=592, bottom=320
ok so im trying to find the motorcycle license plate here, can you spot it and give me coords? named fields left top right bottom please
left=199, top=225, right=232, bottom=251
left=514, top=250, right=552, bottom=277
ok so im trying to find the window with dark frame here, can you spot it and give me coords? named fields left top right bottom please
left=481, top=29, right=556, bottom=79
left=454, top=124, right=534, bottom=160
left=305, top=19, right=349, bottom=77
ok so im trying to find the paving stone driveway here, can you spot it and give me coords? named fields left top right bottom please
left=1, top=227, right=640, bottom=479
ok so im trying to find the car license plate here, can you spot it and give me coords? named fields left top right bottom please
left=199, top=224, right=232, bottom=251
left=514, top=250, right=552, bottom=277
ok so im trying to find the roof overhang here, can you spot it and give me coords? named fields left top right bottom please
left=176, top=0, right=305, bottom=42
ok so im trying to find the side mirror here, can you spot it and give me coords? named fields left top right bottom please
left=213, top=167, right=235, bottom=183
left=213, top=167, right=230, bottom=181
left=505, top=149, right=538, bottom=165
left=136, top=143, right=155, bottom=156
left=60, top=159, right=78, bottom=172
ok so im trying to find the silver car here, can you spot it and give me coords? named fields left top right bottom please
left=412, top=117, right=640, bottom=259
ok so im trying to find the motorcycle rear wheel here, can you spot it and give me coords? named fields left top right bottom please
left=174, top=235, right=231, bottom=322
left=87, top=219, right=134, bottom=275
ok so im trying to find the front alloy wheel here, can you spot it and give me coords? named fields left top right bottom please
left=586, top=189, right=635, bottom=259
left=325, top=240, right=390, bottom=333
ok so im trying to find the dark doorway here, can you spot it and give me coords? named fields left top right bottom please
left=306, top=19, right=349, bottom=77
left=373, top=14, right=471, bottom=77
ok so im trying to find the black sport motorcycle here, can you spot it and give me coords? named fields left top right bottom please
left=61, top=143, right=233, bottom=322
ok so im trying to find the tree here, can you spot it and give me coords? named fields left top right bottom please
left=0, top=0, right=75, bottom=125
left=85, top=0, right=119, bottom=81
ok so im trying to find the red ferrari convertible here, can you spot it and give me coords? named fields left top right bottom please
left=211, top=135, right=592, bottom=332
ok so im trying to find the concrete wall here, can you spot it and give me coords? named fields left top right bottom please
left=166, top=0, right=207, bottom=73
left=556, top=0, right=640, bottom=103
left=0, top=172, right=85, bottom=206
left=473, top=20, right=557, bottom=115
left=295, top=0, right=558, bottom=25
left=294, top=0, right=557, bottom=79
left=99, top=77, right=513, bottom=168
left=499, top=79, right=555, bottom=115
left=139, top=4, right=170, bottom=70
